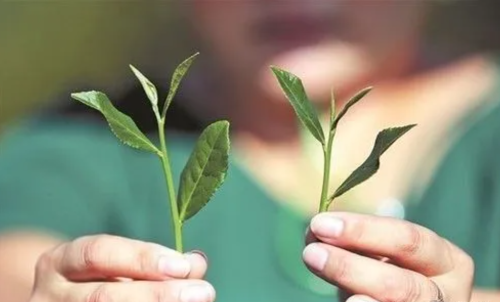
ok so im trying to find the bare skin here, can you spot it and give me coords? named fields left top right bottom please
left=1, top=1, right=499, bottom=301
left=0, top=232, right=63, bottom=302
left=23, top=234, right=210, bottom=302
left=304, top=212, right=476, bottom=302
left=0, top=211, right=482, bottom=302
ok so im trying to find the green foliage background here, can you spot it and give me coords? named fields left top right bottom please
left=0, top=2, right=190, bottom=131
left=1, top=1, right=499, bottom=132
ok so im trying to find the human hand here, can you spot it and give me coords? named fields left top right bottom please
left=29, top=234, right=214, bottom=302
left=303, top=212, right=474, bottom=302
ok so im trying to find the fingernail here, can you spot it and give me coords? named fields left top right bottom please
left=311, top=214, right=344, bottom=238
left=187, top=250, right=208, bottom=262
left=180, top=285, right=214, bottom=302
left=303, top=243, right=328, bottom=271
left=158, top=255, right=191, bottom=277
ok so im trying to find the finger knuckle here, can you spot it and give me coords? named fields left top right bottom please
left=123, top=242, right=160, bottom=275
left=399, top=224, right=424, bottom=257
left=86, top=284, right=113, bottom=302
left=445, top=239, right=475, bottom=277
left=402, top=277, right=422, bottom=302
left=382, top=274, right=421, bottom=302
left=35, top=250, right=55, bottom=273
left=136, top=245, right=155, bottom=273
left=81, top=235, right=111, bottom=271
left=35, top=243, right=64, bottom=274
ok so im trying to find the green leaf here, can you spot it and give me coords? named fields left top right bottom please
left=129, top=64, right=160, bottom=119
left=71, top=91, right=160, bottom=154
left=163, top=52, right=200, bottom=118
left=177, top=120, right=230, bottom=222
left=270, top=66, right=325, bottom=145
left=330, top=124, right=416, bottom=199
left=331, top=86, right=372, bottom=131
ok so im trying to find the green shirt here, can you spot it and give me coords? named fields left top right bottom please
left=406, top=91, right=500, bottom=289
left=1, top=82, right=500, bottom=299
left=0, top=117, right=338, bottom=301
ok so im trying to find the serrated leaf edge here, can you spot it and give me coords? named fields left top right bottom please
left=163, top=52, right=200, bottom=118
left=178, top=120, right=230, bottom=222
left=71, top=91, right=160, bottom=155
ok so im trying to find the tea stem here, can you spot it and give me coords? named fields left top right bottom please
left=319, top=128, right=335, bottom=213
left=158, top=120, right=183, bottom=252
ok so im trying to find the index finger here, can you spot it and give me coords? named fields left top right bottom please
left=52, top=235, right=207, bottom=281
left=309, top=212, right=454, bottom=276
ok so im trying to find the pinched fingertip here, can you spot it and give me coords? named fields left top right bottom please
left=184, top=250, right=209, bottom=279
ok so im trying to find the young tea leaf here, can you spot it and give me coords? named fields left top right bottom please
left=129, top=64, right=160, bottom=119
left=71, top=91, right=160, bottom=154
left=177, top=120, right=230, bottom=222
left=163, top=52, right=200, bottom=118
left=270, top=66, right=325, bottom=145
left=330, top=124, right=416, bottom=199
left=331, top=87, right=372, bottom=131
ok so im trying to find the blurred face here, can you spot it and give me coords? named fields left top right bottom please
left=188, top=0, right=426, bottom=104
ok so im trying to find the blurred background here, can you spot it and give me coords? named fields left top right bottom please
left=1, top=3, right=500, bottom=300
left=1, top=0, right=500, bottom=133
